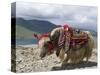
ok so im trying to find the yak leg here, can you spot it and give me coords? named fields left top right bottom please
left=56, top=48, right=61, bottom=57
left=63, top=54, right=69, bottom=62
left=62, top=50, right=70, bottom=64
left=86, top=57, right=89, bottom=62
left=62, top=54, right=69, bottom=65
left=59, top=48, right=65, bottom=62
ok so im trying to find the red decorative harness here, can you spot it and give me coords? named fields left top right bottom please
left=70, top=34, right=88, bottom=48
left=58, top=25, right=88, bottom=49
left=33, top=33, right=49, bottom=40
left=47, top=42, right=54, bottom=54
left=33, top=24, right=89, bottom=54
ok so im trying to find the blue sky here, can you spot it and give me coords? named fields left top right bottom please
left=14, top=2, right=97, bottom=31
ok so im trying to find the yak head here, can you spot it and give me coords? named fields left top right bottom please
left=33, top=33, right=54, bottom=58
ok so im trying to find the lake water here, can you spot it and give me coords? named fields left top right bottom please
left=16, top=39, right=38, bottom=45
left=16, top=36, right=97, bottom=45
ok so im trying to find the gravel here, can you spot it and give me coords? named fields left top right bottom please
left=15, top=45, right=97, bottom=73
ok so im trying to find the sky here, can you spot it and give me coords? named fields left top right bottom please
left=12, top=2, right=97, bottom=31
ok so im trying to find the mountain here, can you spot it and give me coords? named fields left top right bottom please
left=16, top=18, right=57, bottom=34
left=11, top=17, right=97, bottom=39
left=16, top=25, right=38, bottom=39
left=11, top=17, right=57, bottom=39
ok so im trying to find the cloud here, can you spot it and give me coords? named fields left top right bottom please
left=14, top=2, right=97, bottom=31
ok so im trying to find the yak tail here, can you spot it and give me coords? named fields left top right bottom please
left=88, top=32, right=96, bottom=49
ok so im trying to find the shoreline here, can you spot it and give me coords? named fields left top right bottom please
left=16, top=44, right=37, bottom=47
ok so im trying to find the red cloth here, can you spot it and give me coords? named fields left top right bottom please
left=48, top=42, right=54, bottom=53
left=70, top=35, right=88, bottom=47
left=58, top=24, right=72, bottom=48
left=63, top=24, right=73, bottom=36
left=58, top=28, right=65, bottom=48
left=63, top=24, right=70, bottom=30
left=33, top=33, right=49, bottom=40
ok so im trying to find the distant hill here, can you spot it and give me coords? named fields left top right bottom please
left=11, top=18, right=97, bottom=39
left=12, top=17, right=57, bottom=39
left=16, top=25, right=38, bottom=39
left=16, top=18, right=57, bottom=34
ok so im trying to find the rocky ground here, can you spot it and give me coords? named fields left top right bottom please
left=15, top=45, right=97, bottom=73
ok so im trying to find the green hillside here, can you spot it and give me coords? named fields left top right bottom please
left=16, top=25, right=38, bottom=39
left=16, top=18, right=56, bottom=34
left=16, top=25, right=97, bottom=39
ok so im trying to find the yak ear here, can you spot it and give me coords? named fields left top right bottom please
left=56, top=49, right=60, bottom=57
left=33, top=33, right=40, bottom=40
left=33, top=33, right=38, bottom=38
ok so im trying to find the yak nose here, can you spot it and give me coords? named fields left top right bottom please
left=40, top=53, right=46, bottom=58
